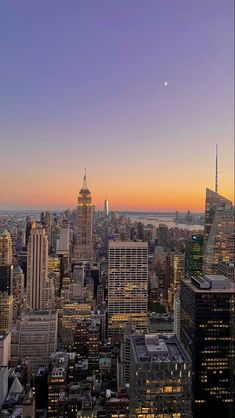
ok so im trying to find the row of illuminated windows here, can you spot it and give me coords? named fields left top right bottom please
left=204, top=337, right=232, bottom=341
left=145, top=386, right=182, bottom=394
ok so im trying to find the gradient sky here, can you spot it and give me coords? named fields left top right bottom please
left=0, top=0, right=234, bottom=211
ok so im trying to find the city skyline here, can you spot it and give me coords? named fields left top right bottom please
left=0, top=0, right=234, bottom=211
left=0, top=2, right=234, bottom=416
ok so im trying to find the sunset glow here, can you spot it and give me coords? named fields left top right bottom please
left=0, top=0, right=233, bottom=211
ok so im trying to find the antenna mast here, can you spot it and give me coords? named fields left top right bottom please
left=215, top=144, right=218, bottom=193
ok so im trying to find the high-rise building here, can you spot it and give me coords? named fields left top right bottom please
left=104, top=199, right=109, bottom=217
left=59, top=302, right=91, bottom=346
left=12, top=266, right=25, bottom=321
left=185, top=235, right=204, bottom=277
left=173, top=297, right=181, bottom=338
left=72, top=263, right=85, bottom=286
left=0, top=230, right=12, bottom=266
left=44, top=211, right=53, bottom=252
left=0, top=293, right=13, bottom=333
left=0, top=230, right=13, bottom=295
left=25, top=216, right=32, bottom=247
left=170, top=251, right=185, bottom=290
left=180, top=275, right=235, bottom=418
left=203, top=205, right=234, bottom=274
left=108, top=241, right=148, bottom=337
left=26, top=224, right=54, bottom=310
left=11, top=310, right=58, bottom=370
left=0, top=265, right=13, bottom=296
left=76, top=172, right=93, bottom=262
left=56, top=220, right=70, bottom=254
left=204, top=188, right=232, bottom=245
left=129, top=333, right=192, bottom=417
left=157, top=223, right=168, bottom=247
left=117, top=323, right=136, bottom=388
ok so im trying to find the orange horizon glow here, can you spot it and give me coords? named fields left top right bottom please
left=1, top=183, right=233, bottom=212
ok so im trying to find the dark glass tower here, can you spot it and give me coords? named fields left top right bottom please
left=0, top=265, right=13, bottom=295
left=180, top=275, right=235, bottom=418
left=185, top=235, right=204, bottom=277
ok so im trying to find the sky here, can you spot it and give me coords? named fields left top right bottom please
left=0, top=0, right=234, bottom=211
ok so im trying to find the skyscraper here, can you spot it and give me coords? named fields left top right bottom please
left=76, top=171, right=93, bottom=262
left=104, top=199, right=109, bottom=217
left=170, top=251, right=185, bottom=291
left=56, top=219, right=70, bottom=254
left=185, top=235, right=204, bottom=277
left=108, top=241, right=148, bottom=337
left=157, top=223, right=168, bottom=247
left=25, top=216, right=32, bottom=247
left=26, top=224, right=54, bottom=310
left=204, top=188, right=232, bottom=248
left=203, top=205, right=234, bottom=274
left=0, top=230, right=13, bottom=295
left=180, top=275, right=235, bottom=418
left=203, top=188, right=233, bottom=274
left=0, top=230, right=12, bottom=266
left=0, top=293, right=13, bottom=334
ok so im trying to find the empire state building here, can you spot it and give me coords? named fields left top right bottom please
left=76, top=171, right=93, bottom=262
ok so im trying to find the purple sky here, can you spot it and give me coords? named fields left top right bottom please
left=0, top=0, right=234, bottom=210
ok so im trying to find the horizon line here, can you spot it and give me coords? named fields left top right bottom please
left=0, top=208, right=204, bottom=214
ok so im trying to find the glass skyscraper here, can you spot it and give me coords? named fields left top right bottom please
left=185, top=235, right=204, bottom=277
left=203, top=188, right=234, bottom=274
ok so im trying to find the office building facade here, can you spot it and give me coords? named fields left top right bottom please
left=180, top=275, right=234, bottom=417
left=0, top=230, right=13, bottom=295
left=185, top=235, right=203, bottom=277
left=26, top=224, right=54, bottom=310
left=108, top=241, right=148, bottom=337
left=129, top=333, right=192, bottom=417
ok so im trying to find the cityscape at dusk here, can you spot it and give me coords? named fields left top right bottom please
left=0, top=2, right=234, bottom=418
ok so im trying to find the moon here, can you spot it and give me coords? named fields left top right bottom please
left=164, top=81, right=168, bottom=87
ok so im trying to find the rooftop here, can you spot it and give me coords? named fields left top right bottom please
left=183, top=275, right=234, bottom=293
left=0, top=229, right=11, bottom=238
left=131, top=333, right=191, bottom=363
left=109, top=241, right=148, bottom=249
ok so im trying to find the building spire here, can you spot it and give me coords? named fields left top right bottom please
left=83, top=168, right=88, bottom=189
left=215, top=144, right=218, bottom=194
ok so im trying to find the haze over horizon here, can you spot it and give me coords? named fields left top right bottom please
left=0, top=0, right=234, bottom=211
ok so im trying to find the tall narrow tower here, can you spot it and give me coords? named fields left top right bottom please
left=76, top=171, right=93, bottom=262
left=215, top=144, right=218, bottom=193
left=104, top=199, right=109, bottom=217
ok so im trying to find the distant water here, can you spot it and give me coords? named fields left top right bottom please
left=124, top=212, right=204, bottom=232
